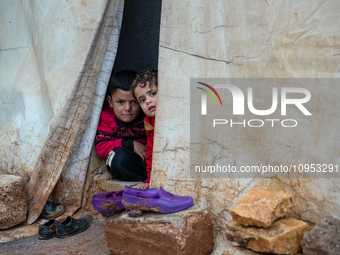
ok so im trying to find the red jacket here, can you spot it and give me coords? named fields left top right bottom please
left=144, top=116, right=155, bottom=183
left=95, top=105, right=146, bottom=158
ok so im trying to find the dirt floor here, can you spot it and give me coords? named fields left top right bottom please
left=0, top=219, right=111, bottom=255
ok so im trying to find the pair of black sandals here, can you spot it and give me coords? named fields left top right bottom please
left=38, top=201, right=92, bottom=240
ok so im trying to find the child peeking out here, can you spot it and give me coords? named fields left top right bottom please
left=95, top=70, right=148, bottom=182
left=131, top=69, right=158, bottom=189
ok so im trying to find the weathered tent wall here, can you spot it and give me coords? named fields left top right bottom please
left=153, top=0, right=340, bottom=252
left=0, top=0, right=124, bottom=224
left=0, top=0, right=105, bottom=182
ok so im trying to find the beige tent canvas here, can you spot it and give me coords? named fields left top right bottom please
left=0, top=0, right=161, bottom=225
left=0, top=0, right=124, bottom=224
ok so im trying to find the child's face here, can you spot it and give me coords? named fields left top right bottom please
left=107, top=89, right=140, bottom=122
left=134, top=82, right=158, bottom=118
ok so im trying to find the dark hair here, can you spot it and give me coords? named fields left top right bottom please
left=131, top=68, right=158, bottom=95
left=107, top=70, right=137, bottom=97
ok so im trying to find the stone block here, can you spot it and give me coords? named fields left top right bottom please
left=105, top=204, right=214, bottom=255
left=301, top=216, right=340, bottom=255
left=230, top=185, right=294, bottom=228
left=221, top=241, right=303, bottom=255
left=221, top=240, right=263, bottom=255
left=98, top=179, right=142, bottom=192
left=0, top=174, right=28, bottom=229
left=226, top=218, right=309, bottom=254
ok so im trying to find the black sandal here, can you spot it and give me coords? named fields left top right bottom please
left=41, top=201, right=66, bottom=219
left=56, top=214, right=93, bottom=238
left=38, top=219, right=58, bottom=240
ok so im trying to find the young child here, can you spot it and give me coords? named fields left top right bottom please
left=131, top=69, right=158, bottom=189
left=96, top=70, right=148, bottom=182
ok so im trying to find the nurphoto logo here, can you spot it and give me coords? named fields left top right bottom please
left=196, top=81, right=312, bottom=128
left=191, top=78, right=339, bottom=179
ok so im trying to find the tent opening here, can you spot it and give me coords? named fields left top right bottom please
left=80, top=0, right=163, bottom=219
left=112, top=0, right=162, bottom=75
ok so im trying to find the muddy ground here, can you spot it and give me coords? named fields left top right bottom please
left=0, top=219, right=111, bottom=255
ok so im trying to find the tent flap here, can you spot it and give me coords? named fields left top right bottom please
left=25, top=0, right=123, bottom=224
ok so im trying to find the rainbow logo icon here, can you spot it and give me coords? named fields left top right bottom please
left=196, top=82, right=222, bottom=106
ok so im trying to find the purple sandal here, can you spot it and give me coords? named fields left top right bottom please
left=124, top=186, right=160, bottom=198
left=121, top=186, right=194, bottom=217
left=92, top=190, right=124, bottom=217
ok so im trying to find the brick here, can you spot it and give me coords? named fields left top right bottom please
left=230, top=185, right=294, bottom=228
left=105, top=204, right=214, bottom=255
left=226, top=218, right=309, bottom=254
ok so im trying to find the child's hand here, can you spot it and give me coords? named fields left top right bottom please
left=133, top=141, right=146, bottom=161
left=135, top=183, right=150, bottom=189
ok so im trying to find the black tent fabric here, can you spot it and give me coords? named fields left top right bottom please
left=113, top=0, right=162, bottom=74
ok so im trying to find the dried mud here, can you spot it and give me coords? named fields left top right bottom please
left=121, top=200, right=162, bottom=215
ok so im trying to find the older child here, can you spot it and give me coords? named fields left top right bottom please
left=96, top=70, right=148, bottom=181
left=131, top=69, right=158, bottom=189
